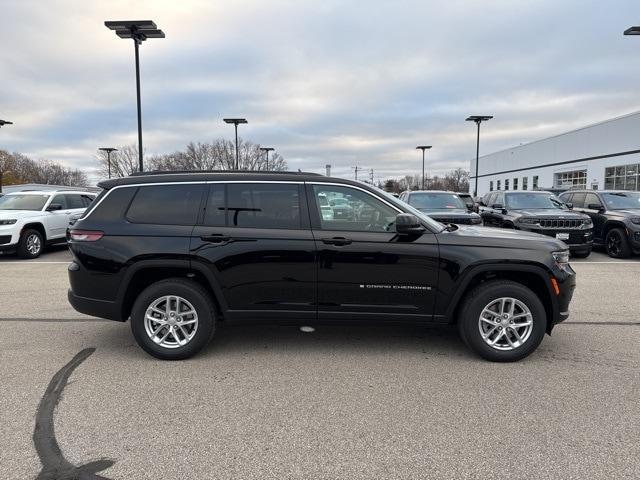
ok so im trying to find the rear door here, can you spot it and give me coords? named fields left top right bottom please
left=189, top=182, right=316, bottom=320
left=308, top=182, right=439, bottom=322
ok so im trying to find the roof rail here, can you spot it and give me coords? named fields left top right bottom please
left=129, top=170, right=322, bottom=177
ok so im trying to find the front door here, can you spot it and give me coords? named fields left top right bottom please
left=190, top=182, right=316, bottom=321
left=45, top=194, right=72, bottom=238
left=307, top=183, right=439, bottom=322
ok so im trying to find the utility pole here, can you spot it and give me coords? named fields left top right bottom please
left=369, top=169, right=374, bottom=184
left=352, top=165, right=361, bottom=180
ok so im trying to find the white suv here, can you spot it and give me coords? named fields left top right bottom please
left=0, top=190, right=96, bottom=258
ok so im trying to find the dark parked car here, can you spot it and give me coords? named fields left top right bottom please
left=398, top=190, right=483, bottom=225
left=457, top=192, right=476, bottom=212
left=559, top=190, right=640, bottom=258
left=68, top=171, right=576, bottom=362
left=480, top=190, right=593, bottom=257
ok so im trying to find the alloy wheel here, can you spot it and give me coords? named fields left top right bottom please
left=27, top=234, right=42, bottom=256
left=607, top=231, right=621, bottom=256
left=144, top=295, right=199, bottom=349
left=478, top=297, right=533, bottom=351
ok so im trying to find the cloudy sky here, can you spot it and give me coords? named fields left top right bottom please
left=1, top=0, right=640, bottom=184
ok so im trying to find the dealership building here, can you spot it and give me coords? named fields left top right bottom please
left=470, top=110, right=640, bottom=196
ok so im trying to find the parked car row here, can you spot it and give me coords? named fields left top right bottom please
left=0, top=190, right=96, bottom=258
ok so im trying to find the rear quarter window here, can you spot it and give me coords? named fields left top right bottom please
left=84, top=187, right=137, bottom=222
left=126, top=184, right=205, bottom=225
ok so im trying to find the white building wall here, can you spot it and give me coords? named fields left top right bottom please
left=471, top=111, right=640, bottom=196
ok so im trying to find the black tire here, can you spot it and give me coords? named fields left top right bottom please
left=457, top=280, right=547, bottom=362
left=605, top=228, right=631, bottom=259
left=571, top=249, right=592, bottom=258
left=130, top=278, right=216, bottom=360
left=17, top=228, right=44, bottom=259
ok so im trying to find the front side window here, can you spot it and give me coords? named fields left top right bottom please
left=65, top=194, right=86, bottom=209
left=50, top=194, right=68, bottom=210
left=126, top=184, right=204, bottom=225
left=226, top=183, right=301, bottom=229
left=0, top=194, right=49, bottom=211
left=312, top=185, right=397, bottom=232
left=584, top=193, right=602, bottom=209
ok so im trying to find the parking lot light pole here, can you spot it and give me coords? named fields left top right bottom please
left=416, top=146, right=432, bottom=190
left=259, top=147, right=275, bottom=170
left=98, top=147, right=118, bottom=179
left=104, top=20, right=165, bottom=173
left=0, top=120, right=13, bottom=193
left=623, top=25, right=640, bottom=36
left=224, top=118, right=248, bottom=170
left=466, top=115, right=493, bottom=197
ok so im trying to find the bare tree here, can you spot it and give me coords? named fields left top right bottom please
left=443, top=168, right=470, bottom=192
left=0, top=150, right=88, bottom=189
left=96, top=144, right=141, bottom=178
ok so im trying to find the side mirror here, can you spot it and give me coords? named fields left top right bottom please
left=492, top=203, right=504, bottom=210
left=565, top=202, right=573, bottom=210
left=329, top=201, right=335, bottom=206
left=587, top=203, right=604, bottom=212
left=47, top=203, right=63, bottom=211
left=395, top=213, right=425, bottom=235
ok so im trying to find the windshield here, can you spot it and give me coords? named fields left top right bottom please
left=0, top=194, right=49, bottom=211
left=602, top=192, right=640, bottom=209
left=407, top=193, right=467, bottom=210
left=371, top=186, right=446, bottom=232
left=505, top=193, right=564, bottom=210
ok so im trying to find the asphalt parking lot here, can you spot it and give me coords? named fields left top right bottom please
left=1, top=246, right=639, bottom=479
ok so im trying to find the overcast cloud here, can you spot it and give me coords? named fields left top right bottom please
left=1, top=0, right=640, bottom=184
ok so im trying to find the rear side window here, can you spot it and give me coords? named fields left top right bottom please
left=227, top=183, right=301, bottom=229
left=126, top=184, right=205, bottom=225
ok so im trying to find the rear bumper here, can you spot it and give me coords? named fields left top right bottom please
left=68, top=289, right=123, bottom=321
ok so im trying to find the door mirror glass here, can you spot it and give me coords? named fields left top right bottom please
left=47, top=203, right=63, bottom=211
left=395, top=213, right=425, bottom=235
left=587, top=203, right=603, bottom=211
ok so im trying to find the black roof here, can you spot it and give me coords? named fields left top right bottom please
left=97, top=170, right=359, bottom=190
left=557, top=189, right=637, bottom=194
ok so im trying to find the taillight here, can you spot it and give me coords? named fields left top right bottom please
left=69, top=230, right=104, bottom=242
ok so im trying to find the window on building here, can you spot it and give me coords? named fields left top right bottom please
left=605, top=163, right=640, bottom=191
left=126, top=184, right=205, bottom=225
left=497, top=180, right=501, bottom=190
left=554, top=170, right=587, bottom=189
left=513, top=178, right=518, bottom=190
left=489, top=181, right=493, bottom=192
left=522, top=177, right=528, bottom=190
left=505, top=179, right=509, bottom=190
left=532, top=176, right=539, bottom=190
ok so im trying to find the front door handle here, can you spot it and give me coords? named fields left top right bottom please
left=201, top=234, right=231, bottom=243
left=321, top=237, right=352, bottom=246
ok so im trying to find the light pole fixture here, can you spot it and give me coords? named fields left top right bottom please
left=416, top=145, right=432, bottom=190
left=623, top=26, right=640, bottom=35
left=0, top=120, right=12, bottom=193
left=105, top=20, right=165, bottom=173
left=223, top=118, right=248, bottom=169
left=98, top=147, right=118, bottom=179
left=466, top=115, right=493, bottom=196
left=259, top=147, right=275, bottom=170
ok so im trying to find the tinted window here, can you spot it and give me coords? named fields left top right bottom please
left=65, top=194, right=86, bottom=209
left=227, top=183, right=301, bottom=229
left=203, top=184, right=225, bottom=226
left=584, top=193, right=602, bottom=209
left=51, top=194, right=68, bottom=209
left=570, top=192, right=586, bottom=208
left=87, top=188, right=137, bottom=222
left=81, top=195, right=95, bottom=207
left=313, top=185, right=397, bottom=232
left=126, top=184, right=204, bottom=225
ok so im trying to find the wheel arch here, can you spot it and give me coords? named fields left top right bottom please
left=21, top=222, right=47, bottom=241
left=445, top=263, right=557, bottom=334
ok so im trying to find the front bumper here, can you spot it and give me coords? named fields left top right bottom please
left=550, top=264, right=577, bottom=330
left=523, top=226, right=593, bottom=251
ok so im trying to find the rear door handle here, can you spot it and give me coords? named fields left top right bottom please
left=321, top=237, right=352, bottom=246
left=201, top=234, right=231, bottom=243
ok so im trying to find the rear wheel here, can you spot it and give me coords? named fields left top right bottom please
left=130, top=279, right=216, bottom=360
left=17, top=229, right=44, bottom=259
left=605, top=228, right=631, bottom=259
left=457, top=280, right=547, bottom=362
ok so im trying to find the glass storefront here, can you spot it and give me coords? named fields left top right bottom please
left=554, top=170, right=587, bottom=189
left=605, top=163, right=639, bottom=190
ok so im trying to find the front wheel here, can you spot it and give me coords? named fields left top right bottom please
left=130, top=279, right=216, bottom=360
left=17, top=229, right=44, bottom=259
left=605, top=228, right=631, bottom=259
left=457, top=280, right=547, bottom=362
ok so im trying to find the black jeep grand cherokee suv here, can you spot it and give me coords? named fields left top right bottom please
left=558, top=190, right=640, bottom=258
left=68, top=172, right=576, bottom=362
left=480, top=190, right=593, bottom=257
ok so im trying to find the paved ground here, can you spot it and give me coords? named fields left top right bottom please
left=1, top=246, right=639, bottom=479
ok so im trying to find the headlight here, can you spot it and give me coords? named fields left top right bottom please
left=552, top=250, right=570, bottom=270
left=0, top=219, right=17, bottom=225
left=631, top=217, right=640, bottom=225
left=581, top=218, right=593, bottom=229
left=517, top=217, right=539, bottom=225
